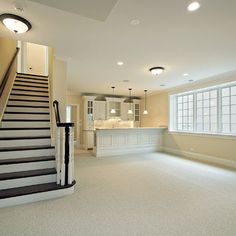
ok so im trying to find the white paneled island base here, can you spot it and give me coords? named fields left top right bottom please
left=94, top=128, right=165, bottom=157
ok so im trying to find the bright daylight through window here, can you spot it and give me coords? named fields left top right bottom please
left=169, top=82, right=236, bottom=135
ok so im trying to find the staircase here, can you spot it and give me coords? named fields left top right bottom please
left=0, top=73, right=75, bottom=208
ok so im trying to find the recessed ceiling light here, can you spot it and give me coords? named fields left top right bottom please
left=130, top=19, right=140, bottom=26
left=123, top=79, right=129, bottom=83
left=160, top=84, right=166, bottom=87
left=0, top=13, right=31, bottom=34
left=117, top=61, right=124, bottom=66
left=187, top=2, right=201, bottom=12
left=188, top=79, right=194, bottom=82
left=149, top=67, right=165, bottom=76
left=183, top=73, right=189, bottom=77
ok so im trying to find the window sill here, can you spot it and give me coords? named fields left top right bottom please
left=168, top=130, right=236, bottom=140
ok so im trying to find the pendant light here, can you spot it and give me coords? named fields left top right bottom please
left=143, top=89, right=148, bottom=115
left=110, top=86, right=116, bottom=114
left=127, top=88, right=133, bottom=114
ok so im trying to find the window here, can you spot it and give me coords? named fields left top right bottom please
left=170, top=81, right=236, bottom=135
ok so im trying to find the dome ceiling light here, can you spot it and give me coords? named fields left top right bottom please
left=149, top=67, right=165, bottom=76
left=0, top=13, right=32, bottom=34
left=187, top=2, right=201, bottom=12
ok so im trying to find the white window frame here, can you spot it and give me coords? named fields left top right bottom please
left=169, top=81, right=236, bottom=137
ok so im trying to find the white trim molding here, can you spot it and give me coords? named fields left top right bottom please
left=164, top=147, right=236, bottom=170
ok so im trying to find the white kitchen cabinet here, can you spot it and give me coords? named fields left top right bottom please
left=93, top=101, right=106, bottom=120
left=106, top=97, right=122, bottom=119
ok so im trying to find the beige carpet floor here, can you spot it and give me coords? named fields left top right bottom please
left=0, top=151, right=236, bottom=236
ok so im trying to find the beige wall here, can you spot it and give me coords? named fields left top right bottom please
left=141, top=78, right=236, bottom=163
left=0, top=37, right=17, bottom=83
left=67, top=95, right=83, bottom=145
left=26, top=42, right=46, bottom=75
left=141, top=92, right=168, bottom=127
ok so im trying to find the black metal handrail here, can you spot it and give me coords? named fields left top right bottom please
left=0, top=47, right=20, bottom=97
left=53, top=100, right=74, bottom=185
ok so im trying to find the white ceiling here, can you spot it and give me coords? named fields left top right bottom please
left=0, top=0, right=236, bottom=96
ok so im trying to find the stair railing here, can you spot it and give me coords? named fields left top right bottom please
left=0, top=47, right=20, bottom=121
left=53, top=100, right=75, bottom=186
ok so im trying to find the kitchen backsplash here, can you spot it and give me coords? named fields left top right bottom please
left=94, top=118, right=134, bottom=129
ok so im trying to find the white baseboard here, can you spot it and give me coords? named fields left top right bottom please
left=163, top=147, right=236, bottom=169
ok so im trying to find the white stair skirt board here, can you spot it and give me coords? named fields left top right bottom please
left=7, top=101, right=50, bottom=107
left=11, top=90, right=49, bottom=96
left=0, top=161, right=56, bottom=174
left=0, top=129, right=51, bottom=138
left=1, top=121, right=50, bottom=128
left=6, top=107, right=49, bottom=113
left=0, top=138, right=51, bottom=148
left=4, top=113, right=49, bottom=119
left=13, top=86, right=48, bottom=92
left=10, top=95, right=49, bottom=101
left=0, top=148, right=54, bottom=159
left=164, top=147, right=236, bottom=170
left=0, top=184, right=75, bottom=208
left=0, top=174, right=56, bottom=190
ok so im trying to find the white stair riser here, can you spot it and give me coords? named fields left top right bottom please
left=7, top=101, right=49, bottom=107
left=4, top=113, right=50, bottom=119
left=14, top=81, right=48, bottom=88
left=6, top=107, right=49, bottom=113
left=17, top=76, right=48, bottom=81
left=0, top=138, right=51, bottom=148
left=0, top=148, right=54, bottom=159
left=1, top=121, right=50, bottom=128
left=15, top=78, right=48, bottom=84
left=11, top=90, right=48, bottom=96
left=0, top=161, right=55, bottom=173
left=0, top=129, right=50, bottom=138
left=0, top=174, right=56, bottom=190
left=13, top=85, right=48, bottom=91
left=10, top=95, right=49, bottom=101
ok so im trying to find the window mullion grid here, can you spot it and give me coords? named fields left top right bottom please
left=193, top=92, right=197, bottom=132
left=218, top=88, right=222, bottom=134
left=229, top=86, right=232, bottom=133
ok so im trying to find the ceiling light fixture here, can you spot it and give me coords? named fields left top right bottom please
left=183, top=73, right=189, bottom=77
left=143, top=90, right=148, bottom=115
left=110, top=86, right=116, bottom=114
left=130, top=19, right=140, bottom=26
left=187, top=2, right=201, bottom=12
left=127, top=88, right=133, bottom=114
left=149, top=67, right=165, bottom=76
left=0, top=13, right=32, bottom=34
left=117, top=61, right=124, bottom=66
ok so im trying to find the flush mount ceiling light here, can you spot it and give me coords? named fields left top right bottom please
left=0, top=13, right=31, bottom=34
left=149, top=67, right=165, bottom=76
left=183, top=73, right=189, bottom=77
left=130, top=19, right=140, bottom=26
left=187, top=2, right=201, bottom=12
left=117, top=61, right=124, bottom=66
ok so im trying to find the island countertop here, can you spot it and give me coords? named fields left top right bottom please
left=94, top=127, right=166, bottom=157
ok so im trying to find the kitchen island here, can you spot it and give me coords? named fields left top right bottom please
left=94, top=127, right=166, bottom=157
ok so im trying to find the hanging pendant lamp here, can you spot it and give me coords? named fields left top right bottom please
left=143, top=89, right=148, bottom=115
left=110, top=86, right=116, bottom=114
left=127, top=88, right=133, bottom=114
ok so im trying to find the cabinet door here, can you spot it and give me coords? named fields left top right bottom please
left=94, top=101, right=106, bottom=120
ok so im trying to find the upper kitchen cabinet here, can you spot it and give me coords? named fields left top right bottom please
left=93, top=101, right=106, bottom=120
left=106, top=97, right=122, bottom=119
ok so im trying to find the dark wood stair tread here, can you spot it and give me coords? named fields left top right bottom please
left=0, top=145, right=54, bottom=152
left=0, top=136, right=51, bottom=140
left=2, top=119, right=50, bottom=122
left=9, top=99, right=49, bottom=103
left=14, top=84, right=48, bottom=89
left=12, top=88, right=48, bottom=93
left=0, top=180, right=76, bottom=199
left=11, top=93, right=49, bottom=98
left=17, top=73, right=48, bottom=78
left=0, top=127, right=50, bottom=130
left=15, top=79, right=48, bottom=85
left=0, top=168, right=56, bottom=181
left=5, top=111, right=49, bottom=115
left=0, top=156, right=55, bottom=165
left=7, top=105, right=49, bottom=108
